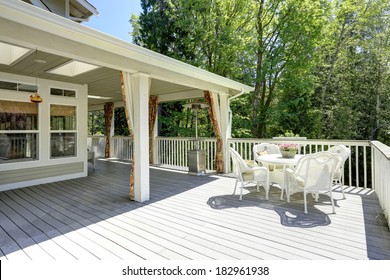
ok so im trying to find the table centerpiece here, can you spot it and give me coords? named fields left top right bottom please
left=279, top=143, right=298, bottom=158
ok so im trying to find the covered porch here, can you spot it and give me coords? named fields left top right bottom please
left=0, top=0, right=251, bottom=201
left=1, top=158, right=389, bottom=260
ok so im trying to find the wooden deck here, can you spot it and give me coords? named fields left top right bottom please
left=1, top=159, right=390, bottom=260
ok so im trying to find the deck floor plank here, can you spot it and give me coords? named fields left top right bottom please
left=1, top=159, right=390, bottom=260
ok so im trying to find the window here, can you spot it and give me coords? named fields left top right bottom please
left=50, top=87, right=76, bottom=97
left=0, top=81, right=37, bottom=93
left=50, top=105, right=77, bottom=158
left=0, top=101, right=38, bottom=163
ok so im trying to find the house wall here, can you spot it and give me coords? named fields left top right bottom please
left=0, top=72, right=88, bottom=191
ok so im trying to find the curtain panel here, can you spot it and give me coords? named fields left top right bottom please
left=104, top=102, right=114, bottom=158
left=149, top=96, right=158, bottom=164
left=204, top=91, right=224, bottom=173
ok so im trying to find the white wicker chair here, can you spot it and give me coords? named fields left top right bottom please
left=285, top=151, right=343, bottom=214
left=253, top=143, right=287, bottom=198
left=328, top=145, right=351, bottom=198
left=253, top=143, right=281, bottom=164
left=229, top=147, right=270, bottom=200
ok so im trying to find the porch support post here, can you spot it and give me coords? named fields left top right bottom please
left=219, top=93, right=230, bottom=173
left=104, top=102, right=114, bottom=158
left=132, top=73, right=151, bottom=202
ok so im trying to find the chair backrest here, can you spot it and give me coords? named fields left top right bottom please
left=253, top=143, right=280, bottom=159
left=294, top=151, right=342, bottom=191
left=229, top=147, right=251, bottom=177
left=328, top=145, right=351, bottom=164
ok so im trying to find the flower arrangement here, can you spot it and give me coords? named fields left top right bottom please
left=279, top=143, right=298, bottom=158
left=279, top=143, right=298, bottom=151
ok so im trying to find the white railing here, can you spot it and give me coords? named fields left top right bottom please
left=156, top=137, right=217, bottom=171
left=88, top=136, right=372, bottom=188
left=371, top=141, right=390, bottom=228
left=229, top=138, right=372, bottom=189
left=88, top=136, right=134, bottom=160
left=112, top=136, right=133, bottom=160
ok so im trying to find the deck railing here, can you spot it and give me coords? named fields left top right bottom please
left=371, top=141, right=390, bottom=228
left=157, top=137, right=217, bottom=171
left=112, top=136, right=133, bottom=160
left=88, top=136, right=372, bottom=188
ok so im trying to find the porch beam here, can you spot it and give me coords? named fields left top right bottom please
left=157, top=89, right=204, bottom=103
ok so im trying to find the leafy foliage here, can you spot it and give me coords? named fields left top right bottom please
left=126, top=0, right=390, bottom=144
left=88, top=110, right=105, bottom=135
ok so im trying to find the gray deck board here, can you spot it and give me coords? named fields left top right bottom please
left=0, top=159, right=390, bottom=260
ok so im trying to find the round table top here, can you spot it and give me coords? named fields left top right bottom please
left=256, top=153, right=304, bottom=165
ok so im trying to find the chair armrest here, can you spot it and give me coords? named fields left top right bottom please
left=284, top=168, right=304, bottom=194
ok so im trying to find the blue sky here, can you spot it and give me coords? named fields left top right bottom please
left=83, top=0, right=142, bottom=42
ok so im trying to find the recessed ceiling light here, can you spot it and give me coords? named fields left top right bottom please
left=87, top=95, right=112, bottom=100
left=34, top=59, right=46, bottom=64
left=0, top=42, right=30, bottom=65
left=48, top=60, right=100, bottom=77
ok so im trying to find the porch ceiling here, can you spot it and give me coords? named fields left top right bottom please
left=0, top=49, right=197, bottom=107
left=0, top=0, right=254, bottom=108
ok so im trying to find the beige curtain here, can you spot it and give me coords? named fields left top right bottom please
left=149, top=96, right=158, bottom=164
left=204, top=91, right=224, bottom=173
left=120, top=72, right=135, bottom=200
left=104, top=102, right=114, bottom=158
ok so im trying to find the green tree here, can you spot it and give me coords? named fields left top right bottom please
left=314, top=0, right=390, bottom=142
left=131, top=0, right=390, bottom=144
left=132, top=0, right=253, bottom=137
left=114, top=107, right=130, bottom=136
left=250, top=0, right=326, bottom=138
left=88, top=110, right=105, bottom=135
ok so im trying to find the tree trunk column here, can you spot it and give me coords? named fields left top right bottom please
left=104, top=102, right=114, bottom=158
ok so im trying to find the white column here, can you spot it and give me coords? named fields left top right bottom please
left=131, top=73, right=151, bottom=202
left=219, top=93, right=230, bottom=173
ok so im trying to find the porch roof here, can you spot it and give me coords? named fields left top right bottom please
left=0, top=0, right=254, bottom=108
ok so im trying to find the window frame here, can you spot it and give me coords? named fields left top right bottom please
left=49, top=104, right=77, bottom=159
left=0, top=100, right=39, bottom=163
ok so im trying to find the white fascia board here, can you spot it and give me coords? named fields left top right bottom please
left=0, top=0, right=253, bottom=95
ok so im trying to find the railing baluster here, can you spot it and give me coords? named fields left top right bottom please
left=355, top=145, right=360, bottom=188
left=363, top=144, right=367, bottom=188
left=348, top=146, right=353, bottom=187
